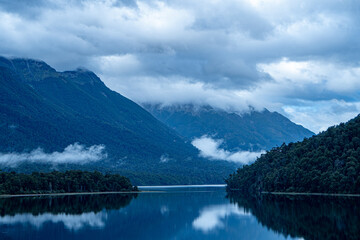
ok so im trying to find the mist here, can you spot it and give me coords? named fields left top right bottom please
left=191, top=136, right=264, bottom=164
left=0, top=143, right=107, bottom=167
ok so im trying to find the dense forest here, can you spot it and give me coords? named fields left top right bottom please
left=226, top=114, right=360, bottom=194
left=0, top=170, right=138, bottom=194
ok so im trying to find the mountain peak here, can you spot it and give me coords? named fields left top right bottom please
left=62, top=68, right=102, bottom=85
left=11, top=57, right=56, bottom=73
left=0, top=56, right=103, bottom=86
left=0, top=57, right=57, bottom=82
left=144, top=103, right=314, bottom=152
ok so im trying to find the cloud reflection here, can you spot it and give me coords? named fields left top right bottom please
left=192, top=204, right=251, bottom=233
left=0, top=211, right=107, bottom=231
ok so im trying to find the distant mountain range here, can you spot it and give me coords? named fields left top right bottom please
left=0, top=57, right=237, bottom=184
left=143, top=104, right=314, bottom=152
left=0, top=57, right=313, bottom=185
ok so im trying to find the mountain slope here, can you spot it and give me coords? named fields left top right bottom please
left=0, top=57, right=194, bottom=158
left=144, top=104, right=314, bottom=151
left=226, top=114, right=360, bottom=194
left=0, top=57, right=237, bottom=184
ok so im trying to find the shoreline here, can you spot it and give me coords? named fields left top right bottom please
left=0, top=185, right=227, bottom=198
left=0, top=191, right=143, bottom=198
left=138, top=184, right=226, bottom=188
left=261, top=191, right=360, bottom=197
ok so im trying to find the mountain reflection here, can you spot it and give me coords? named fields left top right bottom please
left=228, top=193, right=360, bottom=240
left=0, top=193, right=137, bottom=230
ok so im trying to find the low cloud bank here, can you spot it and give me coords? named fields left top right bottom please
left=0, top=143, right=107, bottom=167
left=192, top=136, right=264, bottom=164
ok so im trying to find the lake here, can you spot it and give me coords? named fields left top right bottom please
left=0, top=185, right=359, bottom=240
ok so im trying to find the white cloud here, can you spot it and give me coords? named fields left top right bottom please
left=0, top=143, right=107, bottom=167
left=94, top=54, right=141, bottom=77
left=110, top=76, right=262, bottom=112
left=0, top=0, right=360, bottom=131
left=191, top=136, right=264, bottom=164
left=283, top=100, right=360, bottom=132
left=259, top=58, right=360, bottom=93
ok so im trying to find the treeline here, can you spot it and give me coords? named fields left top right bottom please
left=0, top=170, right=138, bottom=194
left=226, top=114, right=360, bottom=194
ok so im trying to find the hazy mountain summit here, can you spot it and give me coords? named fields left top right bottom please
left=143, top=103, right=314, bottom=152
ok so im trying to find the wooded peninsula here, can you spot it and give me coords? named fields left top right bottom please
left=0, top=170, right=138, bottom=194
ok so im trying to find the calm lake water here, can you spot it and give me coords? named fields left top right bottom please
left=0, top=185, right=359, bottom=240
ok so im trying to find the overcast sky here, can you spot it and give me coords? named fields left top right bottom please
left=1, top=0, right=360, bottom=133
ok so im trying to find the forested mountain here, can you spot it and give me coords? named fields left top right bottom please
left=144, top=104, right=314, bottom=151
left=0, top=57, right=237, bottom=184
left=226, top=114, right=360, bottom=194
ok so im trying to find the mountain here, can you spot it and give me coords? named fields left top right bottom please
left=226, top=114, right=360, bottom=194
left=0, top=57, right=237, bottom=184
left=143, top=104, right=314, bottom=152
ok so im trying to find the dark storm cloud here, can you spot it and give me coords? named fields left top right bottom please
left=0, top=0, right=360, bottom=132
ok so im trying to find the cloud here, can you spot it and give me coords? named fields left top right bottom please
left=191, top=136, right=264, bottom=164
left=283, top=100, right=360, bottom=132
left=192, top=204, right=251, bottom=233
left=0, top=0, right=359, bottom=131
left=112, top=76, right=263, bottom=112
left=0, top=212, right=107, bottom=231
left=0, top=143, right=107, bottom=167
left=258, top=58, right=360, bottom=97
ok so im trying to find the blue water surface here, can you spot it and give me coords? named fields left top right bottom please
left=2, top=185, right=356, bottom=240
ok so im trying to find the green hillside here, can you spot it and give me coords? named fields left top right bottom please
left=226, top=114, right=360, bottom=194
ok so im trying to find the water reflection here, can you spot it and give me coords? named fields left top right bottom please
left=0, top=193, right=136, bottom=232
left=0, top=212, right=107, bottom=230
left=229, top=193, right=360, bottom=240
left=1, top=187, right=358, bottom=240
left=192, top=204, right=250, bottom=233
left=0, top=193, right=137, bottom=216
left=0, top=187, right=288, bottom=240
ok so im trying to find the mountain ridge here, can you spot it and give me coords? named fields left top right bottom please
left=143, top=103, right=314, bottom=152
left=0, top=56, right=237, bottom=184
